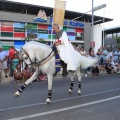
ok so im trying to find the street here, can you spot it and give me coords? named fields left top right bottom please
left=0, top=74, right=120, bottom=120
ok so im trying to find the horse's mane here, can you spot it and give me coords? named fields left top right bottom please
left=22, top=41, right=52, bottom=51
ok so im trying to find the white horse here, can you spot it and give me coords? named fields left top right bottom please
left=14, top=41, right=98, bottom=103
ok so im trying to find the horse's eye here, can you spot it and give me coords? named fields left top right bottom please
left=24, top=57, right=27, bottom=60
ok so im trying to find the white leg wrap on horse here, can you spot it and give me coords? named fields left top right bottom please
left=46, top=98, right=51, bottom=103
left=18, top=83, right=27, bottom=93
left=68, top=89, right=72, bottom=93
left=69, top=81, right=74, bottom=93
left=78, top=90, right=81, bottom=95
left=48, top=90, right=52, bottom=99
left=14, top=91, right=20, bottom=96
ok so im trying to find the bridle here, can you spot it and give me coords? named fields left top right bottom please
left=21, top=47, right=54, bottom=67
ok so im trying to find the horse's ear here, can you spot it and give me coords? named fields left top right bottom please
left=19, top=49, right=22, bottom=60
left=19, top=47, right=25, bottom=60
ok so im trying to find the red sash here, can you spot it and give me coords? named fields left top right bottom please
left=55, top=39, right=70, bottom=44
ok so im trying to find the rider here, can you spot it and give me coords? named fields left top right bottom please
left=52, top=23, right=81, bottom=76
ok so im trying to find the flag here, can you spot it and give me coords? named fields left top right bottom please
left=53, top=0, right=66, bottom=29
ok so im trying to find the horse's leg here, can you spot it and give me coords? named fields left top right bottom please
left=14, top=70, right=39, bottom=97
left=76, top=67, right=81, bottom=95
left=68, top=71, right=76, bottom=94
left=46, top=74, right=53, bottom=103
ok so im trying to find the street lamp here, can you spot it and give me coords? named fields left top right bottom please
left=72, top=4, right=106, bottom=21
left=91, top=0, right=94, bottom=49
left=72, top=2, right=106, bottom=49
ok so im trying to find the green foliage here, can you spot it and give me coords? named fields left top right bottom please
left=38, top=38, right=46, bottom=44
left=24, top=24, right=37, bottom=42
left=115, top=37, right=120, bottom=48
left=116, top=37, right=120, bottom=43
left=23, top=24, right=45, bottom=43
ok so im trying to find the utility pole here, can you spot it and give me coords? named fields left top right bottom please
left=91, top=0, right=94, bottom=50
left=102, top=10, right=105, bottom=46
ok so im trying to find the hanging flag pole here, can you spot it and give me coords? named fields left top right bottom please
left=50, top=0, right=66, bottom=46
left=53, top=0, right=66, bottom=30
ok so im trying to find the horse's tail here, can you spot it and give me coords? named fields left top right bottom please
left=80, top=56, right=98, bottom=69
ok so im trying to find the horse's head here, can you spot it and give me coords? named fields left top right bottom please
left=20, top=47, right=36, bottom=69
left=19, top=41, right=53, bottom=69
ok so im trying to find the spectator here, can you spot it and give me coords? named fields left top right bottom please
left=110, top=60, right=119, bottom=73
left=0, top=46, right=9, bottom=78
left=118, top=48, right=120, bottom=63
left=105, top=60, right=113, bottom=74
left=90, top=51, right=100, bottom=76
left=78, top=47, right=88, bottom=77
left=96, top=48, right=102, bottom=57
left=113, top=48, right=119, bottom=63
left=9, top=46, right=16, bottom=77
left=101, top=46, right=108, bottom=65
left=79, top=47, right=86, bottom=56
left=13, top=64, right=23, bottom=82
left=88, top=47, right=92, bottom=54
left=22, top=65, right=33, bottom=82
left=92, top=66, right=100, bottom=76
left=12, top=54, right=20, bottom=73
left=106, top=49, right=113, bottom=62
left=96, top=48, right=103, bottom=64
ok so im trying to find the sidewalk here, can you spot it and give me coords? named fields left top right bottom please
left=0, top=71, right=14, bottom=84
left=0, top=70, right=107, bottom=84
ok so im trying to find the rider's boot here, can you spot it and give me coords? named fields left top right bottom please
left=62, top=70, right=68, bottom=77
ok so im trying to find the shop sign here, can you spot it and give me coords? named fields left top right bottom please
left=14, top=28, right=25, bottom=32
left=50, top=18, right=84, bottom=28
left=34, top=10, right=47, bottom=22
left=38, top=29, right=48, bottom=34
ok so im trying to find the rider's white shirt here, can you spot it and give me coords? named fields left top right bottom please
left=56, top=31, right=81, bottom=71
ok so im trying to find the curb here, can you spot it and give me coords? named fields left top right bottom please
left=0, top=72, right=107, bottom=84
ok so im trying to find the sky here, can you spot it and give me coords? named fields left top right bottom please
left=8, top=0, right=120, bottom=29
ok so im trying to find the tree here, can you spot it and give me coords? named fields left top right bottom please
left=24, top=24, right=37, bottom=42
left=38, top=38, right=46, bottom=44
left=115, top=37, right=120, bottom=48
left=24, top=24, right=45, bottom=43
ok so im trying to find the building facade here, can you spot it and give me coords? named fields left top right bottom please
left=0, top=1, right=112, bottom=52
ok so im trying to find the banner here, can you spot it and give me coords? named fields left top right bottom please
left=53, top=0, right=66, bottom=29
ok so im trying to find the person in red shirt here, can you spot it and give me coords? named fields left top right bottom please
left=9, top=46, right=16, bottom=77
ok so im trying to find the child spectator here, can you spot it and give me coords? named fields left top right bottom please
left=111, top=60, right=119, bottom=73
left=90, top=51, right=100, bottom=76
left=92, top=66, right=100, bottom=76
left=12, top=54, right=19, bottom=73
left=105, top=60, right=113, bottom=74
left=13, top=64, right=23, bottom=82
left=22, top=65, right=33, bottom=82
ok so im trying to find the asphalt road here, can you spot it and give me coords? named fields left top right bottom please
left=0, top=74, right=120, bottom=120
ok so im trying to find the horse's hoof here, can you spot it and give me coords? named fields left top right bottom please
left=68, top=89, right=72, bottom=94
left=78, top=90, right=81, bottom=95
left=46, top=98, right=51, bottom=104
left=14, top=91, right=20, bottom=97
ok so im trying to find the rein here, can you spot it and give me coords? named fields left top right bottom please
left=21, top=47, right=54, bottom=67
left=21, top=47, right=35, bottom=65
left=36, top=51, right=54, bottom=67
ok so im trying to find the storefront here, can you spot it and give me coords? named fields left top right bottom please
left=0, top=1, right=112, bottom=51
left=0, top=19, right=84, bottom=50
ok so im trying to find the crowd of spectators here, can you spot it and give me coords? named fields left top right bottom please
left=73, top=45, right=120, bottom=77
left=0, top=46, right=33, bottom=83
left=0, top=44, right=120, bottom=82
